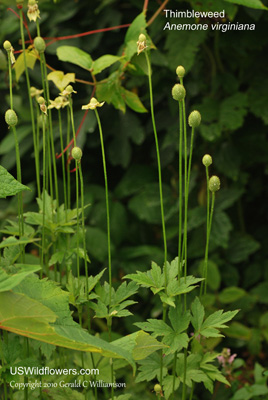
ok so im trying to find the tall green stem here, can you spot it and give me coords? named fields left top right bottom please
left=58, top=109, right=67, bottom=216
left=144, top=51, right=167, bottom=285
left=201, top=166, right=210, bottom=296
left=94, top=108, right=114, bottom=400
left=19, top=9, right=39, bottom=197
left=178, top=101, right=183, bottom=279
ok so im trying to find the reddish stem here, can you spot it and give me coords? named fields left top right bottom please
left=143, top=0, right=149, bottom=12
left=25, top=24, right=131, bottom=46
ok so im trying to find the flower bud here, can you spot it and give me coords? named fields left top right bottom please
left=34, top=36, right=46, bottom=53
left=176, top=65, right=185, bottom=78
left=28, top=0, right=36, bottom=5
left=188, top=110, right=201, bottom=128
left=66, top=85, right=74, bottom=94
left=138, top=33, right=146, bottom=42
left=172, top=84, right=186, bottom=101
left=202, top=154, right=212, bottom=167
left=3, top=40, right=12, bottom=51
left=71, top=146, right=82, bottom=161
left=154, top=384, right=162, bottom=394
left=37, top=96, right=45, bottom=104
left=209, top=176, right=220, bottom=192
left=5, top=109, right=18, bottom=127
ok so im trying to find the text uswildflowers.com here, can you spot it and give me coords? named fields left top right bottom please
left=10, top=366, right=99, bottom=376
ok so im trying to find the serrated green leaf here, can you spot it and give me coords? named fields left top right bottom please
left=0, top=264, right=40, bottom=292
left=57, top=46, right=93, bottom=70
left=0, top=165, right=30, bottom=198
left=219, top=92, right=248, bottom=131
left=167, top=276, right=203, bottom=297
left=226, top=233, right=260, bottom=263
left=124, top=13, right=146, bottom=45
left=92, top=54, right=121, bottom=75
left=0, top=237, right=38, bottom=249
left=200, top=309, right=239, bottom=337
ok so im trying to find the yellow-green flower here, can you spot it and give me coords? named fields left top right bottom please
left=30, top=86, right=43, bottom=99
left=59, top=85, right=77, bottom=97
left=81, top=97, right=105, bottom=110
left=48, top=96, right=69, bottom=110
left=27, top=0, right=41, bottom=22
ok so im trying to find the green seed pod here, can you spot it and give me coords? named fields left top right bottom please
left=37, top=96, right=45, bottom=104
left=72, top=146, right=82, bottom=161
left=172, top=83, right=186, bottom=101
left=138, top=33, right=146, bottom=42
left=209, top=175, right=221, bottom=192
left=3, top=40, right=12, bottom=51
left=34, top=36, right=46, bottom=53
left=5, top=109, right=18, bottom=127
left=188, top=110, right=201, bottom=128
left=202, top=154, right=212, bottom=167
left=176, top=65, right=185, bottom=78
left=154, top=384, right=162, bottom=394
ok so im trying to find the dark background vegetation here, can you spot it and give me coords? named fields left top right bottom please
left=0, top=0, right=268, bottom=398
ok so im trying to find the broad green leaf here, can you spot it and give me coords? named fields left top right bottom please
left=0, top=264, right=40, bottom=292
left=47, top=70, right=75, bottom=91
left=92, top=55, right=121, bottom=75
left=218, top=287, right=246, bottom=303
left=0, top=125, right=32, bottom=155
left=226, top=233, right=260, bottom=263
left=223, top=321, right=251, bottom=340
left=224, top=0, right=268, bottom=9
left=0, top=276, right=135, bottom=367
left=251, top=282, right=268, bottom=304
left=121, top=88, right=147, bottom=113
left=0, top=165, right=30, bottom=198
left=165, top=23, right=207, bottom=71
left=198, top=260, right=221, bottom=291
left=219, top=92, right=248, bottom=131
left=124, top=13, right=147, bottom=45
left=57, top=46, right=93, bottom=71
left=112, top=330, right=166, bottom=361
left=163, top=375, right=180, bottom=400
left=114, top=164, right=156, bottom=198
left=15, top=49, right=37, bottom=81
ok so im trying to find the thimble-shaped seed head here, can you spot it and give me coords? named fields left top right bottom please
left=202, top=154, right=212, bottom=167
left=154, top=384, right=162, bottom=394
left=5, top=109, right=18, bottom=127
left=72, top=146, right=82, bottom=161
left=176, top=65, right=185, bottom=78
left=34, top=36, right=46, bottom=53
left=188, top=110, right=201, bottom=128
left=209, top=175, right=220, bottom=192
left=3, top=40, right=12, bottom=51
left=172, top=84, right=186, bottom=101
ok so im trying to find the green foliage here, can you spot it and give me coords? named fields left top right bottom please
left=0, top=165, right=30, bottom=198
